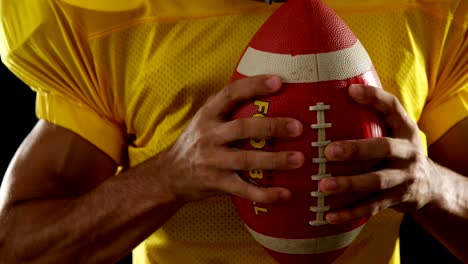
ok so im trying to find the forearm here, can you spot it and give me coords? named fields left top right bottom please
left=412, top=161, right=468, bottom=262
left=0, top=76, right=298, bottom=263
left=1, top=154, right=183, bottom=264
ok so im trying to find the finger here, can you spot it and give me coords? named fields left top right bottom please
left=214, top=117, right=302, bottom=144
left=218, top=172, right=291, bottom=203
left=348, top=84, right=416, bottom=136
left=325, top=187, right=402, bottom=224
left=319, top=169, right=405, bottom=194
left=207, top=75, right=282, bottom=118
left=324, top=137, right=417, bottom=161
left=217, top=150, right=304, bottom=170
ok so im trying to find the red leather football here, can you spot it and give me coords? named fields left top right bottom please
left=230, top=0, right=385, bottom=263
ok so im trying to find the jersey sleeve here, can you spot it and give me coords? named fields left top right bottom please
left=0, top=0, right=125, bottom=163
left=418, top=4, right=468, bottom=146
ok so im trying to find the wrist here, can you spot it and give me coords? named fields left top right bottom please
left=426, top=161, right=447, bottom=210
left=416, top=160, right=467, bottom=218
left=134, top=151, right=182, bottom=207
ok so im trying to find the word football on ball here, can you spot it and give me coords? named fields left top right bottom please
left=230, top=0, right=385, bottom=263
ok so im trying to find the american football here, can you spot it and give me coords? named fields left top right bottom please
left=230, top=0, right=385, bottom=263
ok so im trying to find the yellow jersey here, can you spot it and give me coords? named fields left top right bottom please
left=1, top=0, right=467, bottom=263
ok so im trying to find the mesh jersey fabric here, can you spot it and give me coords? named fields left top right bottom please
left=1, top=0, right=467, bottom=263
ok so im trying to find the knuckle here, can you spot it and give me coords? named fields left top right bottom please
left=379, top=137, right=393, bottom=157
left=192, top=150, right=210, bottom=169
left=192, top=141, right=216, bottom=166
left=406, top=171, right=418, bottom=186
left=231, top=119, right=247, bottom=139
left=236, top=183, right=255, bottom=199
left=404, top=113, right=416, bottom=126
left=221, top=173, right=242, bottom=192
left=366, top=86, right=380, bottom=103
left=236, top=152, right=254, bottom=169
left=408, top=161, right=422, bottom=181
left=205, top=95, right=216, bottom=106
left=196, top=105, right=209, bottom=119
left=251, top=189, right=271, bottom=203
left=221, top=83, right=236, bottom=102
left=389, top=94, right=401, bottom=110
left=412, top=151, right=424, bottom=163
left=203, top=174, right=221, bottom=190
left=409, top=129, right=421, bottom=142
left=209, top=130, right=224, bottom=145
left=374, top=172, right=389, bottom=189
left=199, top=95, right=217, bottom=115
left=195, top=132, right=211, bottom=148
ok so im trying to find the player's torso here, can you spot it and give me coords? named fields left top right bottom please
left=55, top=0, right=459, bottom=263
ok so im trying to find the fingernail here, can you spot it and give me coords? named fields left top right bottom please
left=279, top=190, right=291, bottom=201
left=288, top=152, right=303, bottom=166
left=327, top=213, right=339, bottom=223
left=332, top=144, right=344, bottom=158
left=350, top=84, right=365, bottom=99
left=286, top=120, right=301, bottom=136
left=265, top=76, right=281, bottom=90
left=322, top=179, right=337, bottom=191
